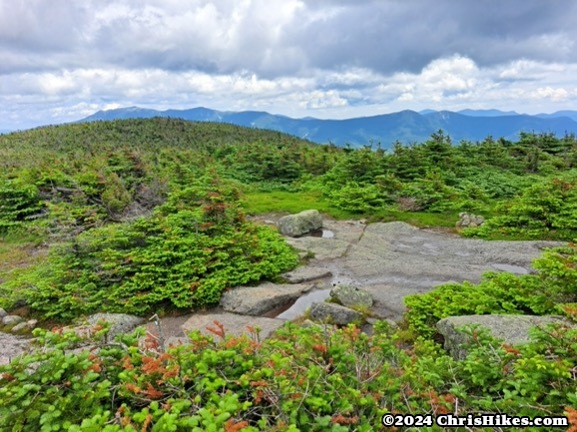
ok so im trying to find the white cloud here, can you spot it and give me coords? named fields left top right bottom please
left=531, top=87, right=571, bottom=101
left=1, top=1, right=577, bottom=130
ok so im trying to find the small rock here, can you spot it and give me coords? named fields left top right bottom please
left=330, top=285, right=373, bottom=309
left=278, top=210, right=323, bottom=237
left=2, top=315, right=24, bottom=326
left=309, top=302, right=364, bottom=326
left=10, top=322, right=28, bottom=333
left=456, top=212, right=485, bottom=228
left=26, top=319, right=38, bottom=329
left=0, top=308, right=7, bottom=319
left=473, top=215, right=485, bottom=226
left=85, top=313, right=146, bottom=339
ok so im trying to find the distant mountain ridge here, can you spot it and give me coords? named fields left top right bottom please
left=80, top=106, right=577, bottom=148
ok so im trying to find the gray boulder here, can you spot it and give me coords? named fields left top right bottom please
left=278, top=210, right=322, bottom=237
left=0, top=308, right=7, bottom=319
left=86, top=313, right=145, bottom=339
left=437, top=314, right=573, bottom=360
left=330, top=285, right=373, bottom=309
left=309, top=302, right=363, bottom=326
left=220, top=283, right=314, bottom=316
left=2, top=315, right=24, bottom=327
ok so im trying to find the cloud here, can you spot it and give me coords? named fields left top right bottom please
left=1, top=0, right=577, bottom=130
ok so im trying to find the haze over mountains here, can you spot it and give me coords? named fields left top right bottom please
left=80, top=107, right=577, bottom=148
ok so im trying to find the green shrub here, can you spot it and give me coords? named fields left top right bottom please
left=0, top=179, right=44, bottom=234
left=2, top=180, right=299, bottom=320
left=329, top=182, right=385, bottom=213
left=466, top=171, right=577, bottom=240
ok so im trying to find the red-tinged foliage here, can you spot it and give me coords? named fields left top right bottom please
left=331, top=413, right=359, bottom=425
left=206, top=320, right=226, bottom=339
left=224, top=419, right=250, bottom=432
left=141, top=413, right=153, bottom=431
left=143, top=383, right=163, bottom=400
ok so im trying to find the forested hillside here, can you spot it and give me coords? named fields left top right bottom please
left=1, top=119, right=577, bottom=430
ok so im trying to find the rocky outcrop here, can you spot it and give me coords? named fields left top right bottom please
left=330, top=285, right=373, bottom=309
left=309, top=302, right=363, bottom=326
left=220, top=283, right=314, bottom=316
left=277, top=209, right=322, bottom=237
left=456, top=212, right=485, bottom=228
left=436, top=314, right=573, bottom=360
left=340, top=222, right=561, bottom=320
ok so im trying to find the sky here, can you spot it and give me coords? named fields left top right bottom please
left=1, top=0, right=577, bottom=131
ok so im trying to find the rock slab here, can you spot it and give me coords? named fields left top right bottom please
left=278, top=209, right=322, bottom=237
left=437, top=314, right=573, bottom=360
left=182, top=312, right=285, bottom=341
left=220, top=283, right=314, bottom=316
left=282, top=267, right=332, bottom=283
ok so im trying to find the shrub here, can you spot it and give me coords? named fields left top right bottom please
left=0, top=179, right=44, bottom=234
left=329, top=182, right=385, bottom=213
left=2, top=179, right=299, bottom=320
left=2, top=318, right=576, bottom=431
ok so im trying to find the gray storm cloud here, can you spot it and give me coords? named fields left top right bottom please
left=2, top=0, right=575, bottom=75
left=1, top=0, right=576, bottom=130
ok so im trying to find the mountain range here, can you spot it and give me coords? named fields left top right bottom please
left=80, top=107, right=577, bottom=148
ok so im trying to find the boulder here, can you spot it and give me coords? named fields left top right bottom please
left=0, top=308, right=7, bottom=319
left=437, top=314, right=573, bottom=360
left=309, top=302, right=364, bottom=326
left=181, top=312, right=285, bottom=341
left=85, top=313, right=145, bottom=339
left=2, top=315, right=24, bottom=327
left=278, top=210, right=322, bottom=237
left=220, top=283, right=314, bottom=316
left=330, top=285, right=373, bottom=309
